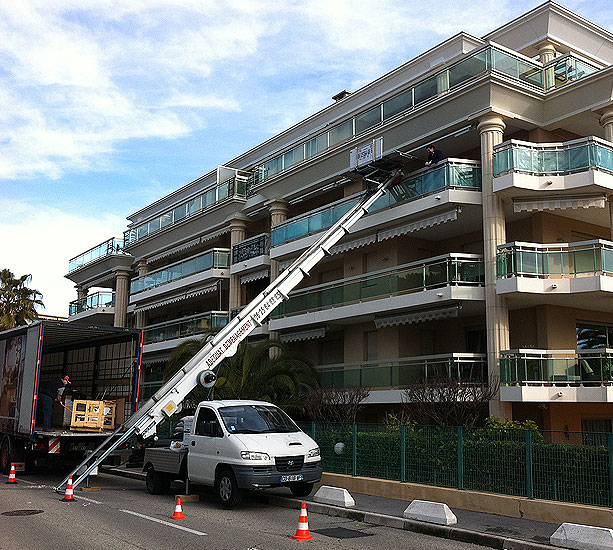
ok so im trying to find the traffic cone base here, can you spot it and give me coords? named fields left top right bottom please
left=6, top=463, right=17, bottom=484
left=62, top=474, right=75, bottom=501
left=292, top=502, right=313, bottom=541
left=170, top=497, right=186, bottom=519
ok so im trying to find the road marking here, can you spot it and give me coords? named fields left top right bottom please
left=75, top=495, right=103, bottom=504
left=120, top=509, right=208, bottom=536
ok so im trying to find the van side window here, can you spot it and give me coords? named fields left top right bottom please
left=194, top=407, right=223, bottom=437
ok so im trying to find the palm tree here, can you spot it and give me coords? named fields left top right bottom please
left=0, top=269, right=44, bottom=330
left=165, top=335, right=319, bottom=414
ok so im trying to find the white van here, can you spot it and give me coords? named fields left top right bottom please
left=143, top=400, right=322, bottom=508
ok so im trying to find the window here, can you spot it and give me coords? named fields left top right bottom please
left=577, top=323, right=613, bottom=349
left=364, top=331, right=378, bottom=361
left=582, top=419, right=613, bottom=446
left=218, top=404, right=299, bottom=434
left=195, top=407, right=223, bottom=437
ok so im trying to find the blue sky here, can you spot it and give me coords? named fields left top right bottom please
left=1, top=0, right=612, bottom=316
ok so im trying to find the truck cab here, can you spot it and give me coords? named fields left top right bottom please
left=144, top=399, right=322, bottom=508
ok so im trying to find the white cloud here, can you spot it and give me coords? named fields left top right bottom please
left=0, top=198, right=125, bottom=317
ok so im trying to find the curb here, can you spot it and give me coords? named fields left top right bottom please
left=100, top=467, right=551, bottom=549
left=262, top=494, right=553, bottom=550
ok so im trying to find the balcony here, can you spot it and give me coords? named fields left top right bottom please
left=231, top=233, right=271, bottom=277
left=270, top=159, right=482, bottom=258
left=269, top=254, right=484, bottom=331
left=493, top=137, right=613, bottom=206
left=143, top=311, right=229, bottom=352
left=500, top=349, right=613, bottom=403
left=496, top=240, right=613, bottom=310
left=123, top=176, right=248, bottom=247
left=69, top=291, right=115, bottom=316
left=68, top=237, right=125, bottom=273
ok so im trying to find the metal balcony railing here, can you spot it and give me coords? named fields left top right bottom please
left=500, top=349, right=613, bottom=384
left=271, top=159, right=481, bottom=247
left=68, top=238, right=124, bottom=273
left=130, top=248, right=230, bottom=295
left=271, top=253, right=484, bottom=319
left=143, top=311, right=229, bottom=344
left=319, top=353, right=487, bottom=389
left=493, top=136, right=613, bottom=177
left=496, top=240, right=613, bottom=279
left=232, top=233, right=270, bottom=264
left=68, top=291, right=115, bottom=316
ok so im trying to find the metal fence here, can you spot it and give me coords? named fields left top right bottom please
left=297, top=422, right=613, bottom=508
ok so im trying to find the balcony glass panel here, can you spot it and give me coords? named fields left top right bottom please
left=130, top=249, right=230, bottom=295
left=144, top=312, right=229, bottom=344
left=305, top=134, right=328, bottom=158
left=320, top=354, right=487, bottom=389
left=271, top=160, right=481, bottom=247
left=413, top=75, right=438, bottom=105
left=355, top=106, right=381, bottom=133
left=68, top=291, right=115, bottom=316
left=68, top=238, right=125, bottom=273
left=492, top=49, right=519, bottom=78
left=497, top=241, right=613, bottom=278
left=448, top=51, right=488, bottom=88
left=272, top=254, right=483, bottom=319
left=383, top=88, right=413, bottom=119
left=328, top=120, right=353, bottom=146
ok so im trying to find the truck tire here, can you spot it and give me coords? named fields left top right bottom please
left=290, top=482, right=314, bottom=497
left=215, top=469, right=242, bottom=509
left=0, top=435, right=13, bottom=475
left=145, top=468, right=171, bottom=495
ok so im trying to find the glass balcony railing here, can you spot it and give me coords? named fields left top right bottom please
left=271, top=254, right=484, bottom=319
left=500, top=349, right=613, bottom=384
left=68, top=238, right=124, bottom=273
left=232, top=233, right=270, bottom=264
left=123, top=176, right=248, bottom=246
left=319, top=354, right=488, bottom=389
left=130, top=248, right=230, bottom=295
left=250, top=45, right=599, bottom=188
left=143, top=311, right=229, bottom=344
left=497, top=240, right=613, bottom=279
left=271, top=159, right=481, bottom=247
left=68, top=291, right=115, bottom=316
left=493, top=136, right=613, bottom=177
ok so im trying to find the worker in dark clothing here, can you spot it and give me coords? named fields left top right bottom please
left=425, top=144, right=444, bottom=166
left=39, top=375, right=70, bottom=430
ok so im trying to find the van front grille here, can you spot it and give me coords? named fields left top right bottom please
left=275, top=455, right=304, bottom=472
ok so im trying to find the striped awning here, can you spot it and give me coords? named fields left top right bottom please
left=240, top=269, right=270, bottom=285
left=329, top=235, right=376, bottom=255
left=149, top=227, right=230, bottom=263
left=378, top=208, right=459, bottom=241
left=513, top=195, right=606, bottom=213
left=280, top=327, right=326, bottom=342
left=135, top=283, right=219, bottom=312
left=374, top=305, right=460, bottom=328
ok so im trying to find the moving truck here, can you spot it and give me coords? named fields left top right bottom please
left=0, top=320, right=142, bottom=473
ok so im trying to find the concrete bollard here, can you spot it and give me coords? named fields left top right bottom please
left=551, top=522, right=613, bottom=549
left=403, top=500, right=457, bottom=526
left=313, top=485, right=355, bottom=507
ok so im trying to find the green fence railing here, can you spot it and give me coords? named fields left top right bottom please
left=297, top=422, right=613, bottom=508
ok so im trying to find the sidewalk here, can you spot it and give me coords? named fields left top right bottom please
left=102, top=464, right=557, bottom=549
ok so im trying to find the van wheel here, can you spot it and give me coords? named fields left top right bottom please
left=145, top=469, right=171, bottom=495
left=0, top=436, right=13, bottom=475
left=216, top=469, right=242, bottom=509
left=290, top=482, right=314, bottom=497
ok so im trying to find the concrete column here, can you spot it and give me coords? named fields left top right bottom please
left=267, top=199, right=289, bottom=349
left=135, top=260, right=149, bottom=329
left=600, top=109, right=613, bottom=239
left=229, top=216, right=248, bottom=311
left=537, top=42, right=557, bottom=64
left=478, top=114, right=512, bottom=420
left=113, top=267, right=131, bottom=328
left=75, top=284, right=87, bottom=300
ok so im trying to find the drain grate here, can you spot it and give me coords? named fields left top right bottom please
left=312, top=527, right=373, bottom=539
left=2, top=510, right=44, bottom=516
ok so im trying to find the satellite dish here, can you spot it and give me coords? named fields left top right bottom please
left=198, top=370, right=217, bottom=388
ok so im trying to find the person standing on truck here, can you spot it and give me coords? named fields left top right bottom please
left=39, top=375, right=70, bottom=431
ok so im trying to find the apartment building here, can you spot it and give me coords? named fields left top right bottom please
left=65, top=2, right=613, bottom=430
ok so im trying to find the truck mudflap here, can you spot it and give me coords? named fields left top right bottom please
left=232, top=463, right=322, bottom=489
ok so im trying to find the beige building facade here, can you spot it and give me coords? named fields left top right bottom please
left=66, top=2, right=613, bottom=429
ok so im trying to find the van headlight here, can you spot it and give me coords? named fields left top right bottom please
left=307, top=447, right=320, bottom=458
left=240, top=451, right=270, bottom=461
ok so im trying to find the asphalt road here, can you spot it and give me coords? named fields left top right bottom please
left=0, top=471, right=490, bottom=550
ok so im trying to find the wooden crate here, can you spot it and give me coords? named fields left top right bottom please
left=71, top=400, right=116, bottom=431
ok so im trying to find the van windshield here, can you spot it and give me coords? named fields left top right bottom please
left=218, top=405, right=300, bottom=434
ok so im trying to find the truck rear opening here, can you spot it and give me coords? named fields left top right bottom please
left=0, top=321, right=142, bottom=473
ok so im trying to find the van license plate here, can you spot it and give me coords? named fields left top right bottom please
left=280, top=474, right=304, bottom=482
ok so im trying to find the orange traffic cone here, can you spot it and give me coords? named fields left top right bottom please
left=6, top=463, right=17, bottom=484
left=62, top=475, right=75, bottom=501
left=292, top=502, right=313, bottom=541
left=170, top=497, right=186, bottom=519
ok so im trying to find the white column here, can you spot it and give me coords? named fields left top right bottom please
left=267, top=199, right=289, bottom=350
left=537, top=42, right=557, bottom=64
left=478, top=114, right=512, bottom=421
left=600, top=109, right=613, bottom=239
left=135, top=260, right=149, bottom=329
left=229, top=216, right=248, bottom=311
left=75, top=284, right=87, bottom=301
left=113, top=267, right=131, bottom=328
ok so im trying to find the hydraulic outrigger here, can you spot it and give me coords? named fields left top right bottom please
left=56, top=161, right=403, bottom=493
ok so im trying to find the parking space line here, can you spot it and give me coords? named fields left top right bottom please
left=119, top=509, right=208, bottom=536
left=76, top=495, right=103, bottom=504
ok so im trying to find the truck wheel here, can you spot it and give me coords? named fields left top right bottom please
left=290, top=482, right=314, bottom=497
left=145, top=469, right=171, bottom=495
left=0, top=436, right=13, bottom=475
left=216, top=469, right=242, bottom=509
